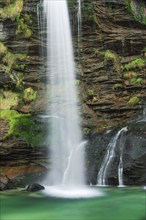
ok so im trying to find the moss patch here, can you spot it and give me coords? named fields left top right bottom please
left=0, top=0, right=23, bottom=20
left=0, top=42, right=7, bottom=56
left=104, top=50, right=121, bottom=71
left=22, top=87, right=37, bottom=103
left=0, top=90, right=19, bottom=110
left=16, top=14, right=33, bottom=39
left=0, top=110, right=46, bottom=147
left=128, top=96, right=140, bottom=106
left=0, top=42, right=27, bottom=89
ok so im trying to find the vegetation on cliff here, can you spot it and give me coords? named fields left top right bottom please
left=0, top=110, right=45, bottom=147
left=125, top=0, right=146, bottom=25
left=0, top=0, right=23, bottom=20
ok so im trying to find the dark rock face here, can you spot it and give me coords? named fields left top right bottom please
left=123, top=120, right=146, bottom=185
left=79, top=0, right=146, bottom=134
left=86, top=119, right=146, bottom=186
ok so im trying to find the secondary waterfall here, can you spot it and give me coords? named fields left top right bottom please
left=97, top=127, right=127, bottom=186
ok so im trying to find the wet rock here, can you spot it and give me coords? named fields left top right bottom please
left=86, top=120, right=146, bottom=186
left=0, top=174, right=13, bottom=191
left=26, top=183, right=45, bottom=192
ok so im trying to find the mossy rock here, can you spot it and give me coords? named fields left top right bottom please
left=128, top=96, right=140, bottom=106
left=0, top=110, right=47, bottom=147
left=0, top=0, right=23, bottom=20
left=0, top=42, right=7, bottom=56
left=104, top=50, right=121, bottom=71
left=0, top=90, right=19, bottom=110
left=22, top=88, right=37, bottom=103
left=125, top=0, right=146, bottom=25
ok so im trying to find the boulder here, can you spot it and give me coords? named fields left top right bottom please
left=26, top=183, right=45, bottom=192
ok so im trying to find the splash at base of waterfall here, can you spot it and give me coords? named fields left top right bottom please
left=43, top=185, right=103, bottom=198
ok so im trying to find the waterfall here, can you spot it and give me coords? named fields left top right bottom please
left=39, top=0, right=100, bottom=198
left=43, top=0, right=85, bottom=186
left=77, top=0, right=82, bottom=49
left=97, top=127, right=127, bottom=186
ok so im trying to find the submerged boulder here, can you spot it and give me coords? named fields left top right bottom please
left=26, top=183, right=45, bottom=192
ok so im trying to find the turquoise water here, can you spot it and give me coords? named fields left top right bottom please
left=1, top=187, right=145, bottom=220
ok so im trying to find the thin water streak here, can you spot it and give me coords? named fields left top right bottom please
left=97, top=127, right=127, bottom=186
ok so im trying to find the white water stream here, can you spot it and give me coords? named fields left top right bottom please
left=97, top=127, right=127, bottom=186
left=40, top=0, right=100, bottom=198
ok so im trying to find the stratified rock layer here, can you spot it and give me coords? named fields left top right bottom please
left=0, top=0, right=146, bottom=188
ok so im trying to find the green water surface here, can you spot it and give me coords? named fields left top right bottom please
left=0, top=187, right=146, bottom=220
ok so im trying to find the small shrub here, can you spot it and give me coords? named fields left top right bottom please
left=123, top=58, right=145, bottom=71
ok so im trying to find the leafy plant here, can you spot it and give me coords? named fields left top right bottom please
left=123, top=58, right=145, bottom=71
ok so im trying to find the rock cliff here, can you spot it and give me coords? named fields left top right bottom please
left=0, top=0, right=146, bottom=189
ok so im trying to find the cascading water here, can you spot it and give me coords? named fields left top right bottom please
left=40, top=0, right=101, bottom=198
left=77, top=0, right=82, bottom=49
left=97, top=127, right=127, bottom=186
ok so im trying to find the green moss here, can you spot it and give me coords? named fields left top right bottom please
left=128, top=96, right=140, bottom=106
left=22, top=87, right=37, bottom=103
left=0, top=42, right=7, bottom=56
left=16, top=14, right=33, bottom=39
left=123, top=58, right=146, bottom=71
left=104, top=50, right=120, bottom=71
left=93, top=49, right=100, bottom=57
left=105, top=50, right=117, bottom=62
left=129, top=77, right=143, bottom=85
left=87, top=89, right=94, bottom=98
left=2, top=51, right=16, bottom=68
left=112, top=84, right=123, bottom=91
left=1, top=49, right=27, bottom=88
left=24, top=28, right=33, bottom=39
left=0, top=90, right=19, bottom=110
left=123, top=71, right=137, bottom=79
left=0, top=110, right=45, bottom=147
left=0, top=0, right=23, bottom=20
